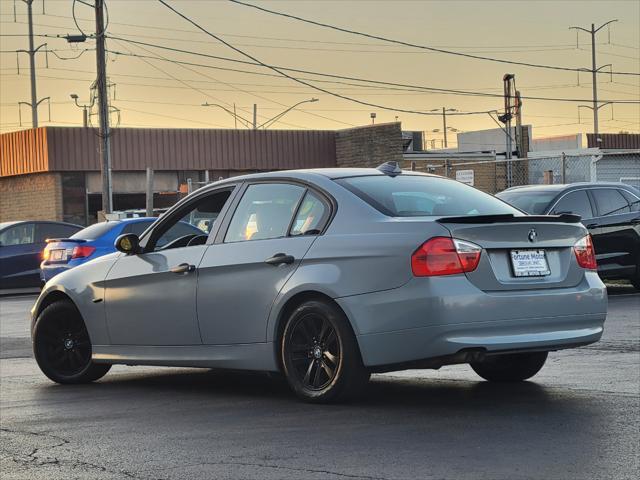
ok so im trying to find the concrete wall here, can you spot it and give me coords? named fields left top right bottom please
left=336, top=123, right=403, bottom=168
left=0, top=172, right=63, bottom=222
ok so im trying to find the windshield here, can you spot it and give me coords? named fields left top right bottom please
left=336, top=175, right=521, bottom=217
left=496, top=190, right=557, bottom=214
left=71, top=222, right=117, bottom=240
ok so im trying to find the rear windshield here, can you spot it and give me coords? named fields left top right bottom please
left=496, top=190, right=557, bottom=215
left=70, top=222, right=117, bottom=240
left=336, top=175, right=520, bottom=217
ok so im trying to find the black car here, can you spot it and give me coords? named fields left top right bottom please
left=0, top=220, right=82, bottom=289
left=497, top=182, right=640, bottom=289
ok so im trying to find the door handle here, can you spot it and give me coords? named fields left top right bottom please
left=170, top=263, right=196, bottom=274
left=264, top=253, right=295, bottom=266
left=586, top=223, right=598, bottom=229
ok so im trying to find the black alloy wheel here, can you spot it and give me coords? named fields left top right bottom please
left=281, top=300, right=369, bottom=403
left=33, top=300, right=111, bottom=384
left=287, top=313, right=341, bottom=391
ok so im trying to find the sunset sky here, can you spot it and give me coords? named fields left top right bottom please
left=1, top=0, right=638, bottom=145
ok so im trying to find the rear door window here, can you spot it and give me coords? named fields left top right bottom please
left=550, top=190, right=593, bottom=219
left=337, top=175, right=520, bottom=217
left=290, top=191, right=329, bottom=236
left=620, top=190, right=640, bottom=212
left=0, top=223, right=35, bottom=246
left=592, top=189, right=630, bottom=216
left=225, top=183, right=305, bottom=242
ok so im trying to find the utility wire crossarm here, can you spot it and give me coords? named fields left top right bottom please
left=569, top=20, right=621, bottom=143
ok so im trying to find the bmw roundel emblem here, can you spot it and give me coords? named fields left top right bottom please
left=528, top=229, right=537, bottom=243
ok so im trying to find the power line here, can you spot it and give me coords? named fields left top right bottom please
left=228, top=0, right=640, bottom=77
left=105, top=38, right=640, bottom=105
left=9, top=13, right=630, bottom=51
left=110, top=38, right=314, bottom=129
left=156, top=1, right=501, bottom=118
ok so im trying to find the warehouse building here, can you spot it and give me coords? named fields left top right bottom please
left=1, top=123, right=403, bottom=224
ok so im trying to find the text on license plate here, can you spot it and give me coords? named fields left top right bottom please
left=510, top=249, right=550, bottom=277
left=50, top=249, right=67, bottom=261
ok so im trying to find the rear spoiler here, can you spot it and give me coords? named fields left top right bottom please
left=436, top=213, right=582, bottom=224
left=45, top=238, right=87, bottom=244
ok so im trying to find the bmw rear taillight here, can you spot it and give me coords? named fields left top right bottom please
left=573, top=235, right=597, bottom=270
left=412, top=237, right=482, bottom=277
left=71, top=245, right=96, bottom=259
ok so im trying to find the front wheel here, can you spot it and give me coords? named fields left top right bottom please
left=33, top=300, right=111, bottom=384
left=281, top=300, right=369, bottom=403
left=470, top=351, right=548, bottom=382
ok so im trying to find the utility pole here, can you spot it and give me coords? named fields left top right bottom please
left=95, top=0, right=113, bottom=214
left=17, top=0, right=48, bottom=128
left=430, top=107, right=457, bottom=148
left=253, top=104, right=257, bottom=129
left=570, top=20, right=617, bottom=145
left=26, top=0, right=37, bottom=127
left=442, top=107, right=448, bottom=148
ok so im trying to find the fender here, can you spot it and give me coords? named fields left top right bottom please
left=32, top=253, right=121, bottom=345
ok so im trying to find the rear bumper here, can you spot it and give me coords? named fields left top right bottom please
left=336, top=271, right=607, bottom=368
left=40, top=264, right=71, bottom=282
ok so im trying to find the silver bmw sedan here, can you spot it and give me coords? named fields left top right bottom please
left=31, top=163, right=607, bottom=403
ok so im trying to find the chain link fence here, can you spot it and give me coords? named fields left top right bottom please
left=404, top=150, right=640, bottom=194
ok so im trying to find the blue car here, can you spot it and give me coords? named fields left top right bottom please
left=41, top=218, right=154, bottom=283
left=40, top=217, right=204, bottom=283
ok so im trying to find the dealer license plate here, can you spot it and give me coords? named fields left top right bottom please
left=50, top=249, right=67, bottom=261
left=510, top=249, right=550, bottom=277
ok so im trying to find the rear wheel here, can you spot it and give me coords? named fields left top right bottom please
left=33, top=300, right=111, bottom=384
left=470, top=351, right=548, bottom=382
left=281, top=300, right=369, bottom=403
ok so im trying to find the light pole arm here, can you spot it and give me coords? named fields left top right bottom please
left=258, top=98, right=318, bottom=129
left=203, top=102, right=252, bottom=128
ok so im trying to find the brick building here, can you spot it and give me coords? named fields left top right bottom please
left=1, top=122, right=405, bottom=225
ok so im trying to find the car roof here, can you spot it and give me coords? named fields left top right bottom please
left=500, top=182, right=639, bottom=194
left=117, top=217, right=156, bottom=223
left=206, top=168, right=437, bottom=189
left=0, top=220, right=81, bottom=230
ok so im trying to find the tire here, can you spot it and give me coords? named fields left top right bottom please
left=33, top=300, right=111, bottom=384
left=281, top=300, right=370, bottom=403
left=470, top=351, right=548, bottom=383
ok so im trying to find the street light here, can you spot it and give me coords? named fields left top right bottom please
left=70, top=93, right=92, bottom=128
left=258, top=98, right=319, bottom=129
left=430, top=107, right=458, bottom=147
left=202, top=102, right=252, bottom=129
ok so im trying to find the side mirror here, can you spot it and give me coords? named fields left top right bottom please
left=114, top=234, right=140, bottom=255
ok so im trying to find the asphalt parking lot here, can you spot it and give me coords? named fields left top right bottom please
left=1, top=287, right=638, bottom=480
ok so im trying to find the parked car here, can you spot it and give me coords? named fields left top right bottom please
left=0, top=221, right=81, bottom=289
left=40, top=217, right=204, bottom=283
left=497, top=182, right=640, bottom=289
left=31, top=165, right=607, bottom=403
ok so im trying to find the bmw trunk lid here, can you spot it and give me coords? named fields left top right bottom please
left=437, top=214, right=589, bottom=291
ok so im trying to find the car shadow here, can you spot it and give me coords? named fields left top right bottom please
left=35, top=366, right=580, bottom=415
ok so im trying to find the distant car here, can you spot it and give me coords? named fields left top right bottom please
left=31, top=167, right=607, bottom=403
left=497, top=182, right=640, bottom=289
left=40, top=217, right=205, bottom=283
left=0, top=221, right=82, bottom=289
